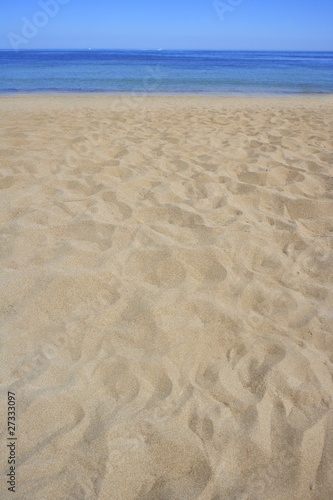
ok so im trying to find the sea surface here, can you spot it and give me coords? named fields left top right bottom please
left=0, top=50, right=333, bottom=95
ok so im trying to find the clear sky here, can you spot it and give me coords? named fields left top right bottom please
left=1, top=0, right=333, bottom=51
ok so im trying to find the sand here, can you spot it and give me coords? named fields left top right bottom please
left=0, top=94, right=332, bottom=499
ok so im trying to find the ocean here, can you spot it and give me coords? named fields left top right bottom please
left=0, top=50, right=332, bottom=95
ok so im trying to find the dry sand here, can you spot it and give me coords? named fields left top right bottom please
left=0, top=94, right=333, bottom=499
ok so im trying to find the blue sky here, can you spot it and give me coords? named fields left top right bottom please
left=1, top=0, right=333, bottom=50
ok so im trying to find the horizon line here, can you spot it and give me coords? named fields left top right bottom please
left=1, top=48, right=333, bottom=52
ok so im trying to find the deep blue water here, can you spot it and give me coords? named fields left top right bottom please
left=0, top=50, right=333, bottom=94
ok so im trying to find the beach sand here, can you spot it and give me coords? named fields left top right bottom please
left=0, top=94, right=332, bottom=499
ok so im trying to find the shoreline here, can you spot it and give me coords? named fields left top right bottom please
left=1, top=92, right=333, bottom=112
left=1, top=91, right=333, bottom=98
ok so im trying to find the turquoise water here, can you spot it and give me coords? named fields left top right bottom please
left=1, top=50, right=332, bottom=94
